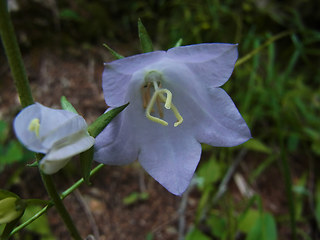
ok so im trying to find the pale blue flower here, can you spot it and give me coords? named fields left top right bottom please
left=94, top=43, right=251, bottom=195
left=14, top=103, right=95, bottom=174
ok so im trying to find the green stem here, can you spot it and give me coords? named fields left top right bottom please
left=0, top=0, right=33, bottom=107
left=235, top=31, right=292, bottom=68
left=0, top=2, right=82, bottom=238
left=10, top=164, right=104, bottom=236
left=40, top=173, right=82, bottom=240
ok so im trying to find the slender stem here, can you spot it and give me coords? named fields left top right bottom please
left=10, top=164, right=104, bottom=236
left=0, top=3, right=82, bottom=238
left=0, top=0, right=33, bottom=107
left=235, top=31, right=292, bottom=68
left=61, top=164, right=104, bottom=199
left=40, top=173, right=82, bottom=240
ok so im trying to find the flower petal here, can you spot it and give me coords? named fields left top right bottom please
left=167, top=43, right=238, bottom=87
left=94, top=108, right=139, bottom=165
left=192, top=87, right=251, bottom=146
left=138, top=132, right=202, bottom=196
left=13, top=103, right=47, bottom=153
left=39, top=156, right=71, bottom=174
left=40, top=115, right=89, bottom=149
left=102, top=51, right=166, bottom=106
left=45, top=131, right=94, bottom=161
left=38, top=104, right=81, bottom=143
left=156, top=60, right=251, bottom=147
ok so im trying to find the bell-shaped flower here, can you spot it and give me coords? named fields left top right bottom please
left=14, top=103, right=95, bottom=174
left=94, top=43, right=251, bottom=195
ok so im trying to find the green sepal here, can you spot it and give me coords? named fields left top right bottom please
left=87, top=103, right=129, bottom=138
left=81, top=103, right=129, bottom=185
left=79, top=146, right=94, bottom=185
left=138, top=18, right=153, bottom=53
left=60, top=96, right=78, bottom=114
left=102, top=43, right=124, bottom=59
left=26, top=160, right=38, bottom=167
left=173, top=38, right=183, bottom=48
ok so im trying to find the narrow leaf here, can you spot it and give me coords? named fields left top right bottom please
left=173, top=38, right=183, bottom=48
left=79, top=146, right=94, bottom=185
left=88, top=103, right=129, bottom=138
left=102, top=43, right=124, bottom=59
left=235, top=31, right=292, bottom=67
left=242, top=139, right=272, bottom=154
left=138, top=18, right=153, bottom=53
left=185, top=227, right=211, bottom=240
left=60, top=96, right=78, bottom=114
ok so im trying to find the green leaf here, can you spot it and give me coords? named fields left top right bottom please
left=79, top=146, right=94, bottom=185
left=19, top=205, right=55, bottom=240
left=145, top=232, right=154, bottom=240
left=138, top=18, right=153, bottom=53
left=122, top=192, right=139, bottom=205
left=314, top=181, right=320, bottom=228
left=173, top=38, right=183, bottom=48
left=60, top=96, right=78, bottom=114
left=3, top=141, right=23, bottom=164
left=206, top=214, right=226, bottom=238
left=102, top=43, right=124, bottom=59
left=59, top=9, right=82, bottom=22
left=197, top=156, right=222, bottom=189
left=25, top=199, right=50, bottom=206
left=185, top=227, right=211, bottom=240
left=122, top=192, right=149, bottom=206
left=88, top=103, right=129, bottom=138
left=242, top=139, right=272, bottom=154
left=0, top=190, right=20, bottom=200
left=238, top=209, right=260, bottom=233
left=246, top=213, right=277, bottom=240
left=1, top=216, right=21, bottom=240
left=0, top=120, right=9, bottom=144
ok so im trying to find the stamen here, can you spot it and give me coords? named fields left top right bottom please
left=146, top=83, right=151, bottom=105
left=146, top=89, right=172, bottom=126
left=158, top=93, right=183, bottom=127
left=156, top=97, right=164, bottom=118
left=171, top=104, right=183, bottom=127
left=144, top=70, right=184, bottom=127
left=28, top=118, right=40, bottom=137
left=141, top=86, right=147, bottom=108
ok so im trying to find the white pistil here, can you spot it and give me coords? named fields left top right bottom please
left=158, top=93, right=183, bottom=127
left=146, top=89, right=171, bottom=126
left=144, top=71, right=184, bottom=127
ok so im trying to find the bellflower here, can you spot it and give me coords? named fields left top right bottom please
left=94, top=43, right=251, bottom=195
left=14, top=103, right=95, bottom=174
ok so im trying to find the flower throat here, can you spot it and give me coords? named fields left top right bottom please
left=141, top=71, right=183, bottom=127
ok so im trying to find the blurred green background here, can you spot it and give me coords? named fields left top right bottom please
left=1, top=0, right=320, bottom=239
